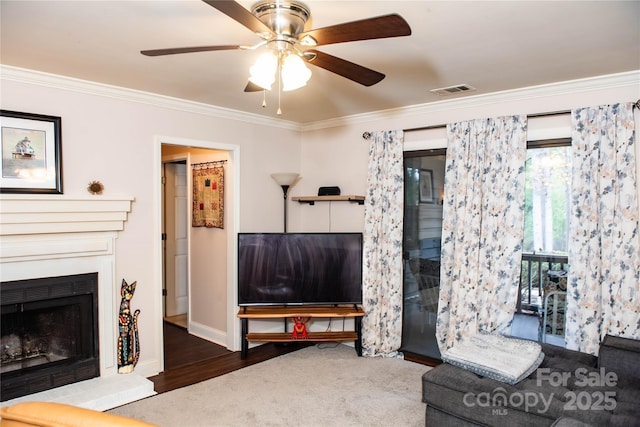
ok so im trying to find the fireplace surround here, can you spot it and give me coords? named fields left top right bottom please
left=0, top=195, right=155, bottom=410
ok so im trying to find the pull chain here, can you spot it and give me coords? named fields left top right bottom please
left=277, top=55, right=282, bottom=115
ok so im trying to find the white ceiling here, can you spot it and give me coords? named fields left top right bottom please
left=1, top=1, right=639, bottom=125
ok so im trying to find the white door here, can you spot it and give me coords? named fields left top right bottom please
left=164, top=162, right=189, bottom=317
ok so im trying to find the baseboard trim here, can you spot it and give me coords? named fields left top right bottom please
left=188, top=320, right=227, bottom=348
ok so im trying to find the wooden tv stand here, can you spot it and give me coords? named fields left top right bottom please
left=237, top=305, right=365, bottom=359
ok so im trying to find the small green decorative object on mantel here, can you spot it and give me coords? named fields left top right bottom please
left=117, top=279, right=140, bottom=374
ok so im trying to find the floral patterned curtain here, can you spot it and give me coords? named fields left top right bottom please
left=436, top=115, right=528, bottom=351
left=192, top=165, right=224, bottom=229
left=566, top=102, right=639, bottom=355
left=361, top=130, right=404, bottom=357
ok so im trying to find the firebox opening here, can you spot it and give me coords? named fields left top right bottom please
left=1, top=273, right=99, bottom=401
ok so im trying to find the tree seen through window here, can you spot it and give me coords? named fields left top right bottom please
left=523, top=146, right=572, bottom=255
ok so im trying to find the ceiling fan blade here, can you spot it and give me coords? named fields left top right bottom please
left=305, top=50, right=385, bottom=87
left=244, top=81, right=264, bottom=92
left=203, top=0, right=274, bottom=37
left=299, top=14, right=411, bottom=46
left=141, top=45, right=241, bottom=56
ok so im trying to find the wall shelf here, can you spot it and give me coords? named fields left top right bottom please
left=292, top=195, right=365, bottom=205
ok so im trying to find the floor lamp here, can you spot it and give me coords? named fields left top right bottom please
left=270, top=173, right=299, bottom=233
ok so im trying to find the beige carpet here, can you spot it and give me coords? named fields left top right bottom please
left=109, top=344, right=430, bottom=427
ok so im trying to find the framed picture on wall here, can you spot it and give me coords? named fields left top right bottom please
left=419, top=169, right=434, bottom=203
left=1, top=110, right=62, bottom=194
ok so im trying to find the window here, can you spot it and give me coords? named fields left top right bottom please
left=523, top=144, right=572, bottom=255
left=517, top=140, right=571, bottom=345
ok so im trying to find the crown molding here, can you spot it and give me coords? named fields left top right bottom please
left=301, top=70, right=640, bottom=131
left=0, top=65, right=302, bottom=131
left=3, top=65, right=638, bottom=133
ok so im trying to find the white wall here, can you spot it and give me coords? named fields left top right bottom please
left=298, top=126, right=369, bottom=232
left=2, top=68, right=638, bottom=376
left=0, top=74, right=301, bottom=376
left=187, top=150, right=229, bottom=337
left=302, top=72, right=640, bottom=233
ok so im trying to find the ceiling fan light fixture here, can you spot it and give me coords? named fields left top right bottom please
left=299, top=34, right=317, bottom=46
left=249, top=51, right=278, bottom=90
left=281, top=53, right=311, bottom=91
left=142, top=1, right=413, bottom=116
left=252, top=1, right=310, bottom=37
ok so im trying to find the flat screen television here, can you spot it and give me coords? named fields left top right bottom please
left=237, top=232, right=363, bottom=306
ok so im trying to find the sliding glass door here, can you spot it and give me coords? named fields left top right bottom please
left=400, top=150, right=446, bottom=361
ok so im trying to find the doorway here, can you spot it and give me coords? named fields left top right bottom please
left=162, top=160, right=188, bottom=329
left=155, top=136, right=241, bottom=373
left=400, top=150, right=446, bottom=361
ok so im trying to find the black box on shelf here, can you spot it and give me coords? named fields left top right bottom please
left=318, top=186, right=341, bottom=196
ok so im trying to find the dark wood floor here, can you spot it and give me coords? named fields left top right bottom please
left=151, top=322, right=311, bottom=394
left=161, top=322, right=231, bottom=371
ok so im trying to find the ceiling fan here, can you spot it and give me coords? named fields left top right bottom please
left=141, top=0, right=412, bottom=92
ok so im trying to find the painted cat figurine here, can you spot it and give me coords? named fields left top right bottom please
left=117, top=279, right=140, bottom=373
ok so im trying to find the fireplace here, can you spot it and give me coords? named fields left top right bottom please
left=0, top=195, right=155, bottom=410
left=1, top=273, right=99, bottom=401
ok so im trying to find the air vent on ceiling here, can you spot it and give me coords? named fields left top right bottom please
left=430, top=84, right=476, bottom=97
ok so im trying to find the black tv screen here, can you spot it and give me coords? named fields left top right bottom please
left=237, top=233, right=363, bottom=306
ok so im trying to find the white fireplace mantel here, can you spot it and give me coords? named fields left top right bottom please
left=0, top=195, right=155, bottom=410
left=0, top=195, right=135, bottom=265
left=0, top=195, right=134, bottom=236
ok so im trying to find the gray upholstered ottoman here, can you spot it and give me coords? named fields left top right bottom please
left=422, top=335, right=640, bottom=426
